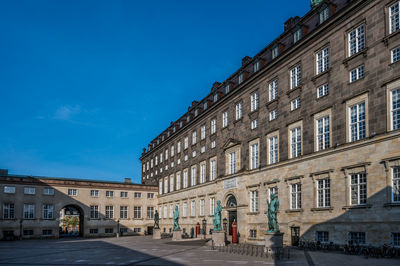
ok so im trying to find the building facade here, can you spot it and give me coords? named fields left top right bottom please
left=140, top=0, right=400, bottom=246
left=0, top=170, right=158, bottom=239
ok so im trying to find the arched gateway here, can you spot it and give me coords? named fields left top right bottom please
left=59, top=205, right=84, bottom=237
left=225, top=195, right=237, bottom=236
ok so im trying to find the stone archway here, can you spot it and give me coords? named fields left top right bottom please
left=59, top=205, right=84, bottom=237
left=225, top=194, right=237, bottom=236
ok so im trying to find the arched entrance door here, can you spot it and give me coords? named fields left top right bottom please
left=226, top=195, right=237, bottom=236
left=59, top=205, right=84, bottom=237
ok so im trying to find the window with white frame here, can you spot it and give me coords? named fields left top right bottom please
left=43, top=187, right=54, bottom=196
left=192, top=150, right=196, bottom=158
left=3, top=203, right=15, bottom=219
left=238, top=72, right=244, bottom=84
left=294, top=28, right=302, bottom=43
left=290, top=65, right=301, bottom=89
left=317, top=179, right=330, bottom=207
left=291, top=98, right=301, bottom=111
left=159, top=180, right=163, bottom=195
left=160, top=153, right=163, bottom=163
left=132, top=206, right=141, bottom=219
left=225, top=83, right=230, bottom=94
left=211, top=140, right=216, bottom=149
left=349, top=232, right=365, bottom=244
left=183, top=202, right=187, bottom=217
left=169, top=205, right=173, bottom=218
left=229, top=152, right=236, bottom=174
left=250, top=229, right=257, bottom=238
left=251, top=119, right=258, bottom=130
left=316, top=47, right=329, bottom=75
left=319, top=6, right=329, bottom=24
left=268, top=135, right=278, bottom=164
left=316, top=115, right=330, bottom=151
left=105, top=206, right=114, bottom=219
left=163, top=178, right=168, bottom=194
left=147, top=206, right=154, bottom=219
left=214, top=93, right=218, bottom=102
left=191, top=200, right=196, bottom=217
left=392, top=167, right=400, bottom=203
left=392, top=47, right=400, bottom=63
left=235, top=102, right=242, bottom=120
left=68, top=189, right=78, bottom=196
left=316, top=231, right=329, bottom=243
left=389, top=1, right=400, bottom=34
left=24, top=187, right=35, bottom=195
left=250, top=142, right=259, bottom=170
left=290, top=183, right=302, bottom=209
left=194, top=109, right=198, bottom=117
left=121, top=191, right=128, bottom=198
left=348, top=24, right=365, bottom=57
left=210, top=158, right=217, bottom=181
left=120, top=206, right=128, bottom=219
left=392, top=232, right=400, bottom=247
left=210, top=197, right=215, bottom=215
left=350, top=65, right=364, bottom=83
left=192, top=131, right=197, bottom=145
left=251, top=92, right=259, bottom=111
left=201, top=146, right=206, bottom=153
left=177, top=141, right=181, bottom=153
left=200, top=163, right=206, bottom=183
left=170, top=176, right=174, bottom=192
left=155, top=156, right=158, bottom=166
left=90, top=205, right=99, bottom=219
left=272, top=45, right=279, bottom=59
left=184, top=137, right=189, bottom=149
left=171, top=146, right=175, bottom=157
left=201, top=125, right=206, bottom=139
left=146, top=161, right=149, bottom=170
left=349, top=101, right=366, bottom=141
left=269, top=109, right=278, bottom=121
left=222, top=111, right=228, bottom=127
left=191, top=166, right=197, bottom=186
left=250, top=190, right=259, bottom=212
left=269, top=80, right=278, bottom=101
left=158, top=206, right=162, bottom=219
left=269, top=186, right=278, bottom=201
left=317, top=83, right=329, bottom=98
left=176, top=172, right=181, bottom=190
left=143, top=164, right=146, bottom=172
left=42, top=204, right=54, bottom=219
left=211, top=119, right=216, bottom=134
left=163, top=205, right=167, bottom=218
left=391, top=88, right=400, bottom=131
left=200, top=199, right=205, bottom=216
left=254, top=60, right=260, bottom=72
left=183, top=169, right=188, bottom=188
left=290, top=127, right=302, bottom=158
left=350, top=173, right=367, bottom=205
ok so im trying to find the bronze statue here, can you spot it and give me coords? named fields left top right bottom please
left=267, top=193, right=279, bottom=233
left=173, top=205, right=180, bottom=230
left=213, top=200, right=223, bottom=231
left=154, top=210, right=159, bottom=229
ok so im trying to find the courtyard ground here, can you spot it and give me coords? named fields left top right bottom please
left=0, top=236, right=398, bottom=265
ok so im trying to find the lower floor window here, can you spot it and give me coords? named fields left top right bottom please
left=392, top=232, right=400, bottom=247
left=133, top=228, right=141, bottom=233
left=89, top=229, right=98, bottom=234
left=316, top=231, right=329, bottom=243
left=42, top=229, right=52, bottom=236
left=120, top=228, right=128, bottom=233
left=105, top=228, right=114, bottom=234
left=349, top=232, right=365, bottom=244
left=23, top=229, right=33, bottom=236
left=249, top=229, right=257, bottom=239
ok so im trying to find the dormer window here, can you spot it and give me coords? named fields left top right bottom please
left=186, top=115, right=190, bottom=123
left=319, top=5, right=329, bottom=24
left=214, top=94, right=218, bottom=103
left=238, top=72, right=244, bottom=84
left=157, top=139, right=160, bottom=144
left=272, top=45, right=279, bottom=59
left=173, top=127, right=176, bottom=133
left=294, top=28, right=302, bottom=43
left=194, top=109, right=198, bottom=117
left=253, top=60, right=260, bottom=72
left=225, top=84, right=230, bottom=94
left=167, top=131, right=170, bottom=137
left=204, top=102, right=208, bottom=110
left=180, top=121, right=183, bottom=128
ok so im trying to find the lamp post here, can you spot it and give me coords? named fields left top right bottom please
left=202, top=218, right=206, bottom=239
left=223, top=218, right=228, bottom=233
left=117, top=219, right=120, bottom=238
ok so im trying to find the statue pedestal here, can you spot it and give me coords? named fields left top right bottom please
left=265, top=232, right=284, bottom=249
left=172, top=229, right=182, bottom=241
left=153, top=228, right=161, bottom=240
left=212, top=230, right=226, bottom=247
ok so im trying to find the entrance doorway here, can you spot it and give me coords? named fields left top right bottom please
left=291, top=226, right=300, bottom=246
left=226, top=195, right=237, bottom=236
left=59, top=205, right=84, bottom=237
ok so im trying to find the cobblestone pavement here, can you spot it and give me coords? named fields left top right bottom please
left=0, top=236, right=398, bottom=266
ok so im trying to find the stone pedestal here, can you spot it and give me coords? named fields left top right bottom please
left=172, top=229, right=182, bottom=241
left=265, top=232, right=284, bottom=248
left=153, top=228, right=161, bottom=240
left=212, top=230, right=226, bottom=247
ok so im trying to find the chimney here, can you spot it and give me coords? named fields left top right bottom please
left=124, top=178, right=131, bottom=184
left=0, top=169, right=8, bottom=175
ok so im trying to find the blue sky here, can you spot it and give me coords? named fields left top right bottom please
left=0, top=0, right=310, bottom=183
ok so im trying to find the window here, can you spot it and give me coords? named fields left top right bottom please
left=194, top=109, right=198, bottom=117
left=164, top=178, right=168, bottom=193
left=251, top=119, right=258, bottom=130
left=41, top=187, right=54, bottom=196
left=183, top=170, right=188, bottom=188
left=147, top=207, right=154, bottom=219
left=349, top=232, right=365, bottom=244
left=68, top=189, right=77, bottom=196
left=176, top=172, right=181, bottom=190
left=350, top=173, right=367, bottom=205
left=169, top=205, right=173, bottom=218
left=290, top=183, right=302, bottom=210
left=191, top=166, right=197, bottom=186
left=269, top=109, right=278, bottom=121
left=200, top=163, right=206, bottom=183
left=177, top=141, right=181, bottom=153
left=393, top=47, right=400, bottom=64
left=269, top=187, right=278, bottom=201
left=165, top=149, right=169, bottom=160
left=393, top=167, right=400, bottom=203
left=147, top=193, right=154, bottom=199
left=134, top=206, right=142, bottom=219
left=290, top=98, right=301, bottom=111
left=191, top=200, right=196, bottom=217
left=316, top=115, right=330, bottom=151
left=183, top=202, right=187, bottom=217
left=159, top=180, right=163, bottom=195
left=317, top=179, right=330, bottom=207
left=213, top=93, right=218, bottom=103
left=238, top=72, right=244, bottom=84
left=155, top=156, right=158, bottom=166
left=250, top=190, right=259, bottom=212
left=160, top=153, right=163, bottom=163
left=24, top=204, right=35, bottom=219
left=121, top=191, right=128, bottom=198
left=317, top=83, right=329, bottom=98
left=319, top=6, right=329, bottom=24
left=105, top=206, right=114, bottom=219
left=316, top=47, right=329, bottom=75
left=253, top=60, right=260, bottom=72
left=171, top=146, right=175, bottom=157
left=201, top=146, right=206, bottom=153
left=201, top=125, right=206, bottom=139
left=316, top=231, right=329, bottom=243
left=251, top=92, right=259, bottom=111
left=250, top=142, right=259, bottom=170
left=132, top=192, right=140, bottom=198
left=225, top=83, right=230, bottom=94
left=349, top=102, right=366, bottom=141
left=192, top=150, right=196, bottom=158
left=348, top=24, right=365, bottom=57
left=105, top=228, right=114, bottom=234
left=42, top=229, right=52, bottom=236
left=235, top=102, right=242, bottom=120
left=163, top=205, right=167, bottom=218
left=184, top=137, right=189, bottom=149
left=210, top=158, right=217, bottom=181
left=269, top=80, right=278, bottom=101
left=222, top=111, right=228, bottom=127
left=151, top=159, right=154, bottom=168
left=392, top=232, right=400, bottom=247
left=350, top=65, right=364, bottom=83
left=390, top=88, right=400, bottom=130
left=120, top=206, right=128, bottom=219
left=210, top=197, right=215, bottom=215
left=90, top=190, right=99, bottom=197
left=105, top=191, right=113, bottom=198
left=272, top=45, right=279, bottom=59
left=43, top=204, right=54, bottom=219
left=211, top=119, right=216, bottom=134
left=290, top=65, right=301, bottom=89
left=89, top=228, right=98, bottom=234
left=268, top=135, right=278, bottom=164
left=192, top=131, right=197, bottom=145
left=294, top=28, right=302, bottom=43
left=24, top=187, right=35, bottom=195
left=211, top=140, right=216, bottom=149
left=229, top=152, right=236, bottom=174
left=250, top=229, right=257, bottom=239
left=23, top=229, right=34, bottom=236
left=3, top=203, right=15, bottom=219
left=186, top=115, right=190, bottom=123
left=290, top=126, right=302, bottom=158
left=90, top=205, right=99, bottom=219
left=133, top=228, right=141, bottom=233
left=390, top=1, right=400, bottom=34
left=200, top=199, right=205, bottom=216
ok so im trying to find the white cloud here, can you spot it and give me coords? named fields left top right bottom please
left=53, top=105, right=81, bottom=120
